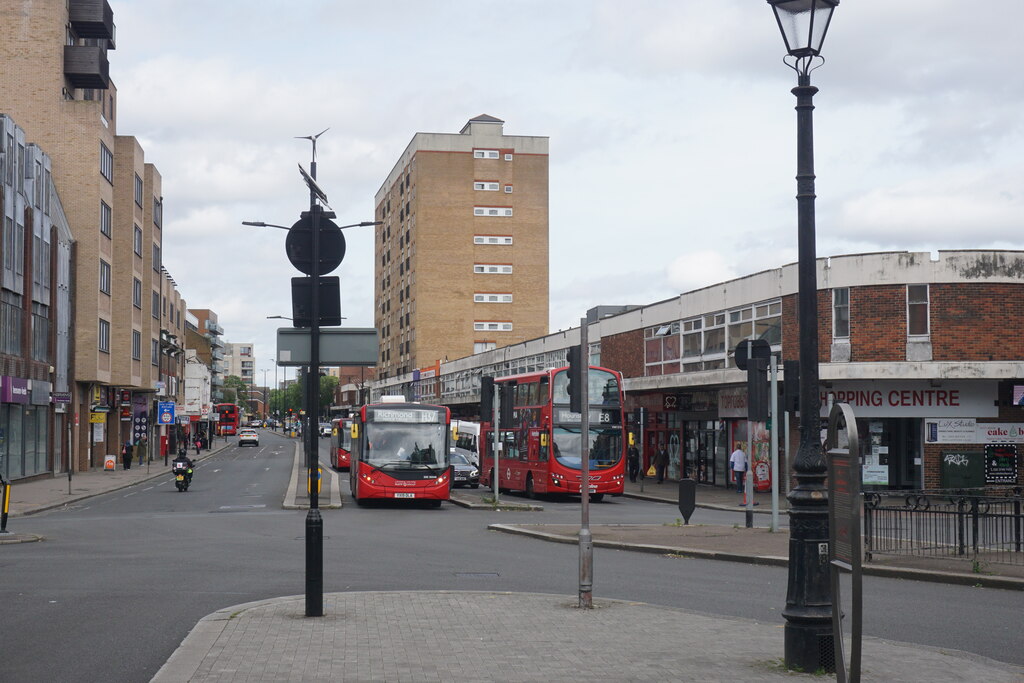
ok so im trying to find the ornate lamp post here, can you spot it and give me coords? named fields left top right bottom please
left=767, top=0, right=839, bottom=673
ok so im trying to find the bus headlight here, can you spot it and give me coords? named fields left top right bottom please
left=436, top=474, right=448, bottom=484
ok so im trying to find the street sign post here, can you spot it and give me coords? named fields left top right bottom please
left=826, top=402, right=862, bottom=683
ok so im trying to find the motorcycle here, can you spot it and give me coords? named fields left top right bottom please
left=172, top=461, right=193, bottom=492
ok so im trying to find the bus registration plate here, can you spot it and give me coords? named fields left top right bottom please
left=394, top=492, right=416, bottom=498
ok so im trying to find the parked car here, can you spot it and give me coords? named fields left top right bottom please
left=319, top=423, right=332, bottom=438
left=238, top=428, right=260, bottom=447
left=449, top=451, right=479, bottom=488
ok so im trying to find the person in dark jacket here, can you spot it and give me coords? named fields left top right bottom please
left=627, top=445, right=640, bottom=483
left=653, top=445, right=669, bottom=484
left=122, top=440, right=133, bottom=470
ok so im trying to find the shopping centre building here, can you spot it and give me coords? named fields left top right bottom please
left=370, top=250, right=1024, bottom=492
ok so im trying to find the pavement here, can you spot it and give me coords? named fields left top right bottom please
left=4, top=446, right=1023, bottom=681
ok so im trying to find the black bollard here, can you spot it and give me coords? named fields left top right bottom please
left=677, top=478, right=696, bottom=525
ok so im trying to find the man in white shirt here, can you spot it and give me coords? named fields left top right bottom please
left=729, top=446, right=747, bottom=494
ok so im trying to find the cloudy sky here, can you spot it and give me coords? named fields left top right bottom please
left=111, top=0, right=1023, bottom=385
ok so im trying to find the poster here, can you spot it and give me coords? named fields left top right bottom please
left=985, top=444, right=1018, bottom=484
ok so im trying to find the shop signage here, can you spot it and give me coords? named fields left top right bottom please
left=976, top=423, right=1024, bottom=444
left=0, top=376, right=30, bottom=404
left=821, top=381, right=996, bottom=418
left=925, top=418, right=976, bottom=443
left=89, top=412, right=106, bottom=424
left=985, top=444, right=1018, bottom=484
left=924, top=419, right=1024, bottom=444
left=51, top=391, right=72, bottom=403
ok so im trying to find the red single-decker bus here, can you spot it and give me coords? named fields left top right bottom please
left=480, top=365, right=626, bottom=501
left=330, top=417, right=353, bottom=470
left=349, top=399, right=452, bottom=507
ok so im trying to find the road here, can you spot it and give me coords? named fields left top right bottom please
left=0, top=430, right=1020, bottom=681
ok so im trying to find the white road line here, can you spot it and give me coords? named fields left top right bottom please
left=124, top=492, right=137, bottom=497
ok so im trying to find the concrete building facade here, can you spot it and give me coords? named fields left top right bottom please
left=374, top=115, right=549, bottom=380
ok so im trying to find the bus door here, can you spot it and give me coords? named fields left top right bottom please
left=528, top=428, right=545, bottom=493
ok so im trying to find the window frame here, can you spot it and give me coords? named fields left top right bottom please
left=907, top=284, right=930, bottom=338
left=833, top=287, right=850, bottom=339
left=98, top=318, right=110, bottom=353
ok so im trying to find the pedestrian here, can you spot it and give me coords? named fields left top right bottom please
left=653, top=444, right=669, bottom=484
left=194, top=435, right=201, bottom=456
left=122, top=440, right=133, bottom=470
left=730, top=445, right=748, bottom=493
left=136, top=434, right=148, bottom=465
left=627, top=444, right=640, bottom=483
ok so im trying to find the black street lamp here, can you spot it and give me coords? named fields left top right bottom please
left=767, top=0, right=839, bottom=674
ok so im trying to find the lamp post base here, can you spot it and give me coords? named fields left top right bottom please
left=785, top=622, right=834, bottom=674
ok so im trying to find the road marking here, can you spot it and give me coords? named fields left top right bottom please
left=143, top=487, right=153, bottom=492
left=124, top=492, right=137, bottom=497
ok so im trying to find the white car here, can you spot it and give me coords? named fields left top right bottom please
left=319, top=423, right=332, bottom=438
left=238, top=429, right=260, bottom=447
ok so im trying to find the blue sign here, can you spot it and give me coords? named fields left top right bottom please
left=157, top=402, right=176, bottom=425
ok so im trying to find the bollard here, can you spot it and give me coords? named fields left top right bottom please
left=0, top=478, right=10, bottom=533
left=677, top=478, right=696, bottom=524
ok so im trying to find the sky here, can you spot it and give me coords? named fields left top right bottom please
left=110, top=0, right=1024, bottom=386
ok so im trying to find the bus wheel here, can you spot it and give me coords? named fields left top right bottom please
left=525, top=475, right=536, bottom=499
left=355, top=497, right=368, bottom=507
left=590, top=493, right=605, bottom=503
left=429, top=499, right=443, bottom=508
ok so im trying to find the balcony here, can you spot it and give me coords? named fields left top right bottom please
left=211, top=376, right=224, bottom=387
left=206, top=321, right=224, bottom=336
left=64, top=45, right=110, bottom=89
left=69, top=0, right=116, bottom=46
left=211, top=348, right=225, bottom=361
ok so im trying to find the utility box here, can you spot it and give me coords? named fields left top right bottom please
left=939, top=450, right=984, bottom=489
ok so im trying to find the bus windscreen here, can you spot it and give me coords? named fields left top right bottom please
left=366, top=422, right=448, bottom=469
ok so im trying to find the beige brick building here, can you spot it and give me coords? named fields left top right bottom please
left=0, top=0, right=185, bottom=468
left=374, top=115, right=549, bottom=380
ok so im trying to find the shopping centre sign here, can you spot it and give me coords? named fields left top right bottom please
left=820, top=380, right=996, bottom=418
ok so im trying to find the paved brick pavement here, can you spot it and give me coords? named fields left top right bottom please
left=151, top=590, right=1024, bottom=682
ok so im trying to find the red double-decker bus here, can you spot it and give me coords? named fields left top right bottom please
left=330, top=416, right=353, bottom=470
left=480, top=365, right=626, bottom=501
left=349, top=398, right=452, bottom=507
left=215, top=403, right=240, bottom=436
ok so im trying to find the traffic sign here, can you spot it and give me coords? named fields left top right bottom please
left=285, top=207, right=345, bottom=276
left=157, top=401, right=176, bottom=425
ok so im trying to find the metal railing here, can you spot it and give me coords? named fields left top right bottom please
left=864, top=488, right=1024, bottom=566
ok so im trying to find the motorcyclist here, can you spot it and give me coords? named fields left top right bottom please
left=172, top=448, right=195, bottom=486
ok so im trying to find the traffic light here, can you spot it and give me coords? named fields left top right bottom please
left=747, top=356, right=770, bottom=422
left=480, top=376, right=494, bottom=422
left=566, top=345, right=583, bottom=413
left=784, top=360, right=800, bottom=413
left=500, top=382, right=516, bottom=426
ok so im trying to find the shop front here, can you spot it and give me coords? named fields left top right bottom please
left=628, top=390, right=722, bottom=484
left=822, top=380, right=1000, bottom=491
left=0, top=376, right=52, bottom=481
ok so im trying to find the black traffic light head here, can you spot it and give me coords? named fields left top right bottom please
left=566, top=345, right=583, bottom=413
left=480, top=376, right=494, bottom=422
left=500, top=382, right=516, bottom=426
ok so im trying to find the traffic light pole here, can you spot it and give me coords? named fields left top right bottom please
left=578, top=318, right=592, bottom=609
